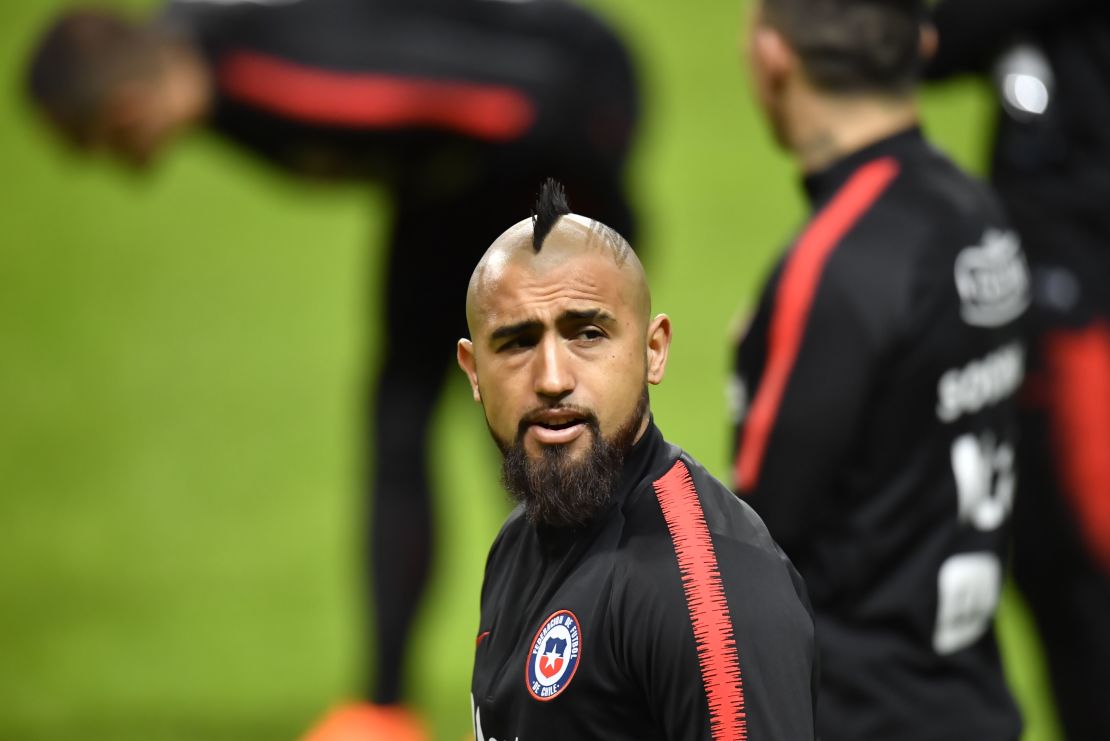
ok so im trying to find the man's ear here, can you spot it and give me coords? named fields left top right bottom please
left=751, top=23, right=797, bottom=90
left=457, top=338, right=481, bottom=402
left=645, top=314, right=672, bottom=385
left=919, top=22, right=938, bottom=63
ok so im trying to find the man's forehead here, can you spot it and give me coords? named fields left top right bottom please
left=466, top=211, right=647, bottom=334
left=479, top=252, right=629, bottom=322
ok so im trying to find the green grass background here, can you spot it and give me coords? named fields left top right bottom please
left=0, top=1, right=1061, bottom=738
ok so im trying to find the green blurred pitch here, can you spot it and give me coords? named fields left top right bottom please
left=0, top=0, right=1057, bottom=738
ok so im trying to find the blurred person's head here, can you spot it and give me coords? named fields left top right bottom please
left=457, top=179, right=671, bottom=528
left=26, top=8, right=211, bottom=169
left=745, top=0, right=936, bottom=171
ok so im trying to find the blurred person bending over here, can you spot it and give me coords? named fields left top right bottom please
left=928, top=3, right=1110, bottom=737
left=26, top=1, right=638, bottom=738
left=733, top=0, right=1030, bottom=738
left=458, top=180, right=817, bottom=740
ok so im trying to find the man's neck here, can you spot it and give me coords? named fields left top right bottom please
left=787, top=90, right=919, bottom=174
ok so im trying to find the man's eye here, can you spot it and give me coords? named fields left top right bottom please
left=498, top=337, right=534, bottom=352
left=576, top=328, right=605, bottom=341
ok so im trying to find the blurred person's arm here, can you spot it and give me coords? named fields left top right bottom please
left=1042, top=325, right=1110, bottom=577
left=928, top=0, right=1103, bottom=77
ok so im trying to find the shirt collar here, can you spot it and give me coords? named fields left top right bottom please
left=802, top=125, right=924, bottom=205
left=614, top=416, right=665, bottom=503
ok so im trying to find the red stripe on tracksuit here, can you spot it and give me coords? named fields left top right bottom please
left=1044, top=322, right=1110, bottom=575
left=654, top=460, right=747, bottom=741
left=218, top=50, right=537, bottom=141
left=734, top=157, right=900, bottom=491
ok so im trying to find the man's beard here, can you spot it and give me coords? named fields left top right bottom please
left=497, top=388, right=649, bottom=528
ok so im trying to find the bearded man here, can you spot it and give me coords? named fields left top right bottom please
left=456, top=179, right=817, bottom=741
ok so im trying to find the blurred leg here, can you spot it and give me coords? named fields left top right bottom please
left=368, top=358, right=442, bottom=704
left=366, top=201, right=468, bottom=705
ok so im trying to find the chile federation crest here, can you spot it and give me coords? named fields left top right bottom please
left=525, top=609, right=582, bottom=701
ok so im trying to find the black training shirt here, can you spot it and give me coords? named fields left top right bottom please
left=161, top=0, right=638, bottom=181
left=732, top=129, right=1027, bottom=741
left=472, top=422, right=816, bottom=740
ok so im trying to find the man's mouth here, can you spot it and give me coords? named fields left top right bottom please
left=524, top=410, right=591, bottom=445
left=536, top=419, right=581, bottom=430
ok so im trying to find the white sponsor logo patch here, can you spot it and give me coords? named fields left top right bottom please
left=936, top=342, right=1025, bottom=423
left=954, top=229, right=1030, bottom=327
left=933, top=552, right=1002, bottom=655
left=951, top=432, right=1016, bottom=532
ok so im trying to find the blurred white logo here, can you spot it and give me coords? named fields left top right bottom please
left=936, top=342, right=1024, bottom=423
left=954, top=229, right=1030, bottom=327
left=933, top=552, right=1001, bottom=655
left=995, top=43, right=1055, bottom=121
left=951, top=432, right=1015, bottom=532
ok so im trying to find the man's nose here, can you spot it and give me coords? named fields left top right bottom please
left=533, top=336, right=575, bottom=399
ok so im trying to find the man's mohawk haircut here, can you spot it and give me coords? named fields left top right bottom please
left=531, top=177, right=571, bottom=252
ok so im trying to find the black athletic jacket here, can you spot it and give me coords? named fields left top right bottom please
left=732, top=129, right=1027, bottom=741
left=929, top=0, right=1110, bottom=583
left=161, top=0, right=638, bottom=183
left=472, top=421, right=816, bottom=740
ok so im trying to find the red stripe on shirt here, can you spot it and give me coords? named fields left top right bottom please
left=218, top=50, right=536, bottom=141
left=734, top=157, right=900, bottom=491
left=1044, top=322, right=1110, bottom=575
left=654, top=460, right=747, bottom=741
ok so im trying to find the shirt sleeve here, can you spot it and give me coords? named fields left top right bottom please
left=733, top=248, right=887, bottom=554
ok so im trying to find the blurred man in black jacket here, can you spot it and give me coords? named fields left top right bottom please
left=735, top=0, right=1028, bottom=738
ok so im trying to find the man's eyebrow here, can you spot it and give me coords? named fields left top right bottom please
left=559, top=308, right=616, bottom=324
left=490, top=318, right=543, bottom=341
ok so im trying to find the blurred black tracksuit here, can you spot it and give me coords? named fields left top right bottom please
left=930, top=3, right=1110, bottom=737
left=162, top=0, right=639, bottom=705
left=732, top=128, right=1028, bottom=740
